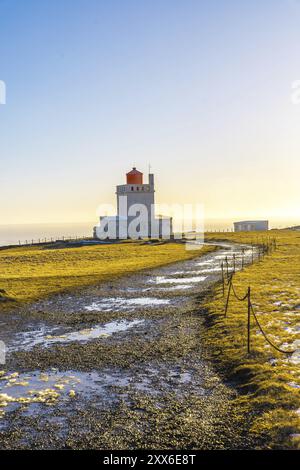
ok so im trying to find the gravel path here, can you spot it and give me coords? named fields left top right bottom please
left=0, top=242, right=261, bottom=449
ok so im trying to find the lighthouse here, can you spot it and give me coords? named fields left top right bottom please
left=117, top=168, right=154, bottom=225
left=94, top=167, right=173, bottom=240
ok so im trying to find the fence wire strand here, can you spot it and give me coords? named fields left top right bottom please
left=231, top=282, right=249, bottom=302
left=250, top=303, right=296, bottom=355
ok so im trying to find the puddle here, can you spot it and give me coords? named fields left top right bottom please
left=168, top=270, right=198, bottom=275
left=124, top=287, right=152, bottom=293
left=157, top=285, right=194, bottom=291
left=0, top=369, right=130, bottom=416
left=7, top=326, right=63, bottom=352
left=45, top=320, right=144, bottom=345
left=196, top=261, right=217, bottom=268
left=9, top=320, right=144, bottom=352
left=214, top=250, right=253, bottom=261
left=170, top=268, right=221, bottom=275
left=149, top=276, right=207, bottom=285
left=199, top=267, right=223, bottom=273
left=0, top=365, right=206, bottom=418
left=85, top=297, right=170, bottom=312
left=214, top=255, right=229, bottom=260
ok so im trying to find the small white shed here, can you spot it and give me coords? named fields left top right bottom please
left=234, top=220, right=269, bottom=232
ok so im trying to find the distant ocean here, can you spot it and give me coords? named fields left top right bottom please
left=0, top=219, right=295, bottom=247
left=0, top=223, right=94, bottom=247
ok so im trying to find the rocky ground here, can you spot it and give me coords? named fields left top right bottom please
left=0, top=243, right=263, bottom=449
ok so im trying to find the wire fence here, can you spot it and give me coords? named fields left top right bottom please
left=13, top=235, right=92, bottom=247
left=220, top=238, right=296, bottom=355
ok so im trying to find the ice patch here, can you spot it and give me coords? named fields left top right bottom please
left=149, top=276, right=207, bottom=285
left=286, top=340, right=300, bottom=365
left=0, top=369, right=130, bottom=414
left=85, top=297, right=170, bottom=312
left=157, top=285, right=194, bottom=291
left=47, top=320, right=144, bottom=344
left=196, top=260, right=215, bottom=266
left=199, top=267, right=222, bottom=273
left=287, top=382, right=300, bottom=389
left=9, top=320, right=144, bottom=352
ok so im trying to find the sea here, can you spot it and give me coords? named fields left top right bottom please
left=0, top=223, right=94, bottom=247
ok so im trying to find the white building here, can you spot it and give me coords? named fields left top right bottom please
left=94, top=168, right=173, bottom=240
left=234, top=220, right=269, bottom=232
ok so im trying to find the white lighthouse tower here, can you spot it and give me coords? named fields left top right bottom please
left=94, top=167, right=173, bottom=240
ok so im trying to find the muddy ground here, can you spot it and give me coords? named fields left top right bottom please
left=0, top=243, right=263, bottom=449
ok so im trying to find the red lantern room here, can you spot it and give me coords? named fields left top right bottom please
left=126, top=167, right=143, bottom=184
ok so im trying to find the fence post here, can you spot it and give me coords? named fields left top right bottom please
left=224, top=277, right=232, bottom=317
left=233, top=254, right=236, bottom=273
left=225, top=256, right=229, bottom=278
left=247, top=286, right=251, bottom=354
left=221, top=262, right=225, bottom=296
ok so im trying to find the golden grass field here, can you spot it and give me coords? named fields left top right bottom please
left=0, top=241, right=214, bottom=306
left=204, top=230, right=300, bottom=448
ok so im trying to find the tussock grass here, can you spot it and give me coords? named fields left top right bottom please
left=0, top=242, right=214, bottom=307
left=203, top=230, right=300, bottom=448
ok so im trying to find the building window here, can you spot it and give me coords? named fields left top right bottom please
left=137, top=187, right=139, bottom=190
left=142, top=186, right=144, bottom=191
left=131, top=187, right=134, bottom=191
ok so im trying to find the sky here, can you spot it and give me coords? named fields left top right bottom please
left=0, top=0, right=300, bottom=228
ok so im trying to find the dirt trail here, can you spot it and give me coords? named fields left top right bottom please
left=0, top=243, right=261, bottom=449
